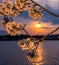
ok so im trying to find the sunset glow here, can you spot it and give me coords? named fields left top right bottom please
left=25, top=21, right=59, bottom=35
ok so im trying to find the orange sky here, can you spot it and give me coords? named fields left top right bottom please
left=25, top=21, right=59, bottom=35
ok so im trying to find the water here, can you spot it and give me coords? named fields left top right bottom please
left=0, top=41, right=59, bottom=65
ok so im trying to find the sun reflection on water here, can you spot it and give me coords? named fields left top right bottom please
left=34, top=42, right=45, bottom=65
left=27, top=42, right=46, bottom=65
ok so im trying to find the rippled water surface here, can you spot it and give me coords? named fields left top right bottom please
left=0, top=41, right=59, bottom=65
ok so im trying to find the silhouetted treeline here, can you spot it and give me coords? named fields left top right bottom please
left=0, top=34, right=59, bottom=41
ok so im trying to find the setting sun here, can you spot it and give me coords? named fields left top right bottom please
left=36, top=24, right=41, bottom=28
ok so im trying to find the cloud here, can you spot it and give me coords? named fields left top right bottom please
left=34, top=0, right=59, bottom=10
left=45, top=0, right=59, bottom=10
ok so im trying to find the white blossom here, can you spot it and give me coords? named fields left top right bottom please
left=18, top=38, right=36, bottom=50
left=14, top=0, right=29, bottom=12
left=28, top=5, right=43, bottom=19
left=5, top=22, right=23, bottom=36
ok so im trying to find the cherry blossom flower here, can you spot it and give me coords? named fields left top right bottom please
left=18, top=38, right=36, bottom=50
left=5, top=22, right=23, bottom=36
left=28, top=5, right=43, bottom=19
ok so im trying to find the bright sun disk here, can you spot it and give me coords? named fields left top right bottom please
left=36, top=24, right=41, bottom=28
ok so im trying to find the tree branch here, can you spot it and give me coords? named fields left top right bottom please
left=31, top=0, right=59, bottom=17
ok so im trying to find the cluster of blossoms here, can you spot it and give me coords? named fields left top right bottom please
left=18, top=38, right=37, bottom=50
left=0, top=0, right=13, bottom=16
left=14, top=0, right=29, bottom=12
left=2, top=20, right=23, bottom=36
left=0, top=0, right=44, bottom=19
left=28, top=5, right=43, bottom=19
left=18, top=38, right=44, bottom=65
left=5, top=22, right=23, bottom=36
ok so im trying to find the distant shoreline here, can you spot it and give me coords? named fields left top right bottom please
left=0, top=34, right=59, bottom=41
